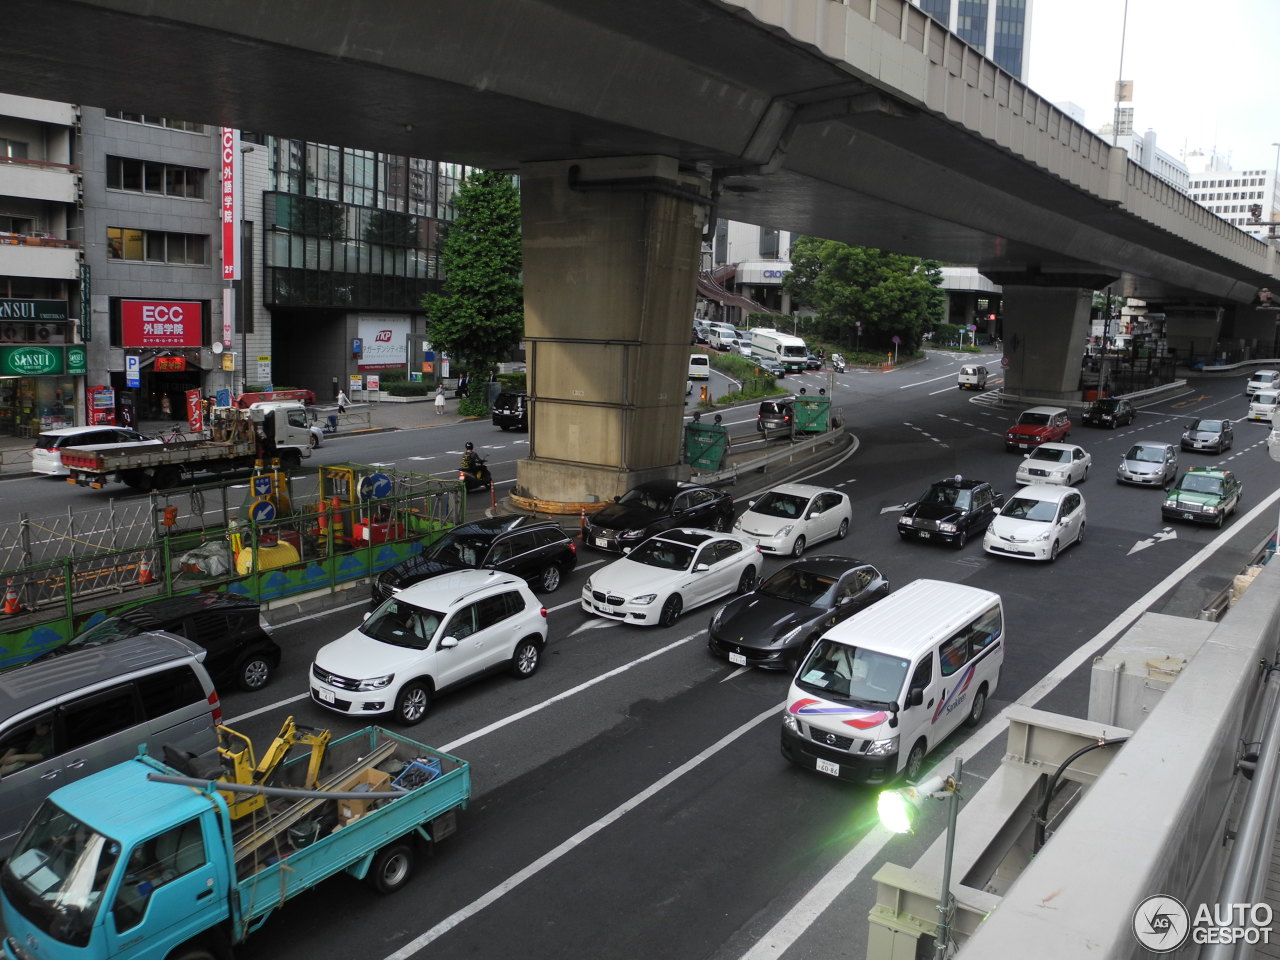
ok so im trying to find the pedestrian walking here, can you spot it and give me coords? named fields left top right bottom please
left=336, top=390, right=349, bottom=414
left=435, top=384, right=446, bottom=415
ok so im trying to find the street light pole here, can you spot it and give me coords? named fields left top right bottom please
left=239, top=144, right=255, bottom=396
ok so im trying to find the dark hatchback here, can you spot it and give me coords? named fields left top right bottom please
left=371, top=515, right=576, bottom=606
left=37, top=592, right=280, bottom=691
left=492, top=392, right=528, bottom=431
left=897, top=476, right=1004, bottom=548
left=708, top=557, right=889, bottom=672
left=1082, top=397, right=1137, bottom=428
left=583, top=479, right=734, bottom=553
left=1180, top=418, right=1233, bottom=454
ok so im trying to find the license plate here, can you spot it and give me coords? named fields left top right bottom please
left=595, top=603, right=615, bottom=615
left=917, top=531, right=930, bottom=540
left=317, top=688, right=335, bottom=704
left=1018, top=443, right=1029, bottom=449
left=729, top=651, right=746, bottom=666
left=594, top=537, right=609, bottom=548
left=1182, top=512, right=1195, bottom=520
left=816, top=758, right=840, bottom=777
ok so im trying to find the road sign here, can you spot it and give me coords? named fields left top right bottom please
left=248, top=499, right=277, bottom=522
left=891, top=335, right=901, bottom=344
left=358, top=473, right=393, bottom=500
left=1000, top=356, right=1011, bottom=368
left=125, top=354, right=140, bottom=388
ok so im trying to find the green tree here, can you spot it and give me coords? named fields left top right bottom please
left=422, top=170, right=523, bottom=372
left=783, top=236, right=945, bottom=352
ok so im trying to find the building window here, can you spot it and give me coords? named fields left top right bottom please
left=1, top=139, right=28, bottom=160
left=104, top=111, right=204, bottom=134
left=106, top=157, right=205, bottom=199
left=107, top=227, right=208, bottom=265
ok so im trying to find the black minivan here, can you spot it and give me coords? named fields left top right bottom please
left=36, top=593, right=281, bottom=692
left=492, top=392, right=528, bottom=431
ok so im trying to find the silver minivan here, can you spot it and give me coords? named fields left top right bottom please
left=0, top=633, right=221, bottom=857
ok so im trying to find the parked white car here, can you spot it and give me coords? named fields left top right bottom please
left=732, top=483, right=852, bottom=556
left=1245, top=369, right=1280, bottom=396
left=1014, top=442, right=1092, bottom=486
left=581, top=529, right=760, bottom=627
left=310, top=570, right=548, bottom=725
left=1247, top=391, right=1279, bottom=422
left=983, top=484, right=1086, bottom=562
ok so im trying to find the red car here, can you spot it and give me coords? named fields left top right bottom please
left=1005, top=406, right=1071, bottom=451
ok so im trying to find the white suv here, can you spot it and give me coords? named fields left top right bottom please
left=310, top=570, right=547, bottom=725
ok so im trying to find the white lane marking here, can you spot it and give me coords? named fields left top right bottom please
left=721, top=666, right=752, bottom=683
left=735, top=483, right=1280, bottom=960
left=928, top=385, right=956, bottom=396
left=879, top=503, right=911, bottom=515
left=1128, top=527, right=1178, bottom=555
left=900, top=371, right=958, bottom=388
left=383, top=702, right=781, bottom=960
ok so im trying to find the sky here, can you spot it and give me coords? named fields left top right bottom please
left=1024, top=0, right=1280, bottom=173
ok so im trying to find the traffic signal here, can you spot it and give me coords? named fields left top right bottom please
left=1248, top=204, right=1263, bottom=222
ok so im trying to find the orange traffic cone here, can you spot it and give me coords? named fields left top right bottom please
left=137, top=556, right=155, bottom=585
left=2, top=578, right=21, bottom=615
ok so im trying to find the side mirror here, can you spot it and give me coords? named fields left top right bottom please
left=907, top=688, right=924, bottom=708
left=993, top=493, right=1005, bottom=506
left=613, top=495, right=621, bottom=502
left=837, top=595, right=854, bottom=606
left=694, top=562, right=710, bottom=572
left=439, top=636, right=459, bottom=649
left=361, top=612, right=371, bottom=623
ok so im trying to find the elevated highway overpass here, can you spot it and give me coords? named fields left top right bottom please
left=3, top=0, right=1278, bottom=502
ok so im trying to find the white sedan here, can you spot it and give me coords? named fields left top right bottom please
left=733, top=483, right=852, bottom=556
left=581, top=529, right=760, bottom=627
left=983, top=484, right=1086, bottom=562
left=1014, top=442, right=1091, bottom=486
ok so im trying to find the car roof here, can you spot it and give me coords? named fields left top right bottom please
left=114, top=591, right=259, bottom=628
left=35, top=425, right=126, bottom=439
left=630, top=479, right=706, bottom=495
left=1130, top=440, right=1172, bottom=450
left=1249, top=370, right=1279, bottom=377
left=653, top=528, right=718, bottom=547
left=0, top=633, right=205, bottom=717
left=1184, top=466, right=1234, bottom=478
left=446, top=515, right=552, bottom=537
left=778, top=555, right=872, bottom=576
left=393, top=569, right=527, bottom=606
left=1032, top=442, right=1081, bottom=452
left=764, top=482, right=832, bottom=498
left=1021, top=405, right=1068, bottom=415
left=928, top=475, right=988, bottom=490
left=1008, top=483, right=1077, bottom=501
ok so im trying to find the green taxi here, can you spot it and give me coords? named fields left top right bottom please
left=1161, top=467, right=1242, bottom=528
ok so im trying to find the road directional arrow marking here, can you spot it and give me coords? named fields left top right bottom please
left=720, top=666, right=752, bottom=683
left=1128, top=527, right=1178, bottom=555
left=880, top=503, right=912, bottom=515
left=569, top=619, right=615, bottom=636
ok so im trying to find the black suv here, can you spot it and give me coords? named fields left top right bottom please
left=38, top=592, right=281, bottom=691
left=897, top=476, right=1004, bottom=549
left=492, top=392, right=528, bottom=431
left=371, top=515, right=576, bottom=606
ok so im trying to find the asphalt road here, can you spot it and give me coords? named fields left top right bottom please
left=9, top=352, right=1279, bottom=958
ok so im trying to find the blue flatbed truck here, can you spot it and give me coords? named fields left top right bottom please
left=0, top=726, right=470, bottom=960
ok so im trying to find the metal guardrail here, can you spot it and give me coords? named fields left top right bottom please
left=689, top=422, right=849, bottom=487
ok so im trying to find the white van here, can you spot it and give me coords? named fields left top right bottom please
left=707, top=323, right=738, bottom=351
left=688, top=353, right=710, bottom=381
left=781, top=579, right=1003, bottom=784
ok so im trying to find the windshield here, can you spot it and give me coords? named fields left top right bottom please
left=780, top=345, right=807, bottom=358
left=1028, top=446, right=1070, bottom=464
left=1091, top=399, right=1120, bottom=412
left=1, top=802, right=120, bottom=947
left=1179, top=474, right=1223, bottom=495
left=360, top=598, right=444, bottom=650
left=1000, top=495, right=1059, bottom=522
left=425, top=532, right=496, bottom=568
left=1127, top=445, right=1165, bottom=463
left=628, top=539, right=695, bottom=571
left=618, top=487, right=674, bottom=513
left=795, top=639, right=908, bottom=706
left=1189, top=420, right=1223, bottom=433
left=757, top=567, right=837, bottom=605
left=62, top=615, right=144, bottom=653
left=1017, top=412, right=1051, bottom=426
left=1254, top=393, right=1278, bottom=405
left=923, top=485, right=971, bottom=510
left=749, top=491, right=809, bottom=519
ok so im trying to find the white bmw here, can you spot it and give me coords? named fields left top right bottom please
left=733, top=483, right=852, bottom=556
left=581, top=529, right=760, bottom=627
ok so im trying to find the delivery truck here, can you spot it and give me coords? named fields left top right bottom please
left=0, top=726, right=471, bottom=960
left=59, top=402, right=314, bottom=490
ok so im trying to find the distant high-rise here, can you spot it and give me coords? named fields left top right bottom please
left=912, top=0, right=1032, bottom=80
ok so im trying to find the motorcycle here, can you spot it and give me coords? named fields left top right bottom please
left=459, top=455, right=492, bottom=492
left=832, top=353, right=846, bottom=374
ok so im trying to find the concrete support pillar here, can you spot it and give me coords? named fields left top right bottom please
left=515, top=156, right=710, bottom=504
left=998, top=286, right=1094, bottom=400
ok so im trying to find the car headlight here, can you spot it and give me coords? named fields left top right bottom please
left=711, top=606, right=726, bottom=630
left=782, top=712, right=800, bottom=733
left=632, top=593, right=657, bottom=605
left=1035, top=530, right=1052, bottom=541
left=776, top=624, right=805, bottom=647
left=583, top=578, right=592, bottom=592
left=864, top=736, right=899, bottom=757
left=356, top=674, right=394, bottom=691
left=622, top=528, right=647, bottom=540
left=937, top=522, right=957, bottom=533
left=1203, top=504, right=1219, bottom=514
left=774, top=524, right=794, bottom=539
left=898, top=516, right=915, bottom=528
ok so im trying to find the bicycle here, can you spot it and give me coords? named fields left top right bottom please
left=161, top=424, right=187, bottom=444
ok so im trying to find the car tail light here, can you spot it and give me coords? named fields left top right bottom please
left=458, top=470, right=466, bottom=480
left=568, top=541, right=577, bottom=554
left=540, top=606, right=547, bottom=619
left=208, top=689, right=223, bottom=725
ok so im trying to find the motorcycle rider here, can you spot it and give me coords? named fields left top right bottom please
left=459, top=442, right=491, bottom=488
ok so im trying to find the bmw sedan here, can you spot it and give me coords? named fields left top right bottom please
left=732, top=483, right=852, bottom=556
left=583, top=479, right=734, bottom=553
left=1117, top=441, right=1178, bottom=488
left=581, top=529, right=759, bottom=627
left=707, top=557, right=889, bottom=672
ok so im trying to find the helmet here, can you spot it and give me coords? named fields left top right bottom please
left=465, top=442, right=474, bottom=451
